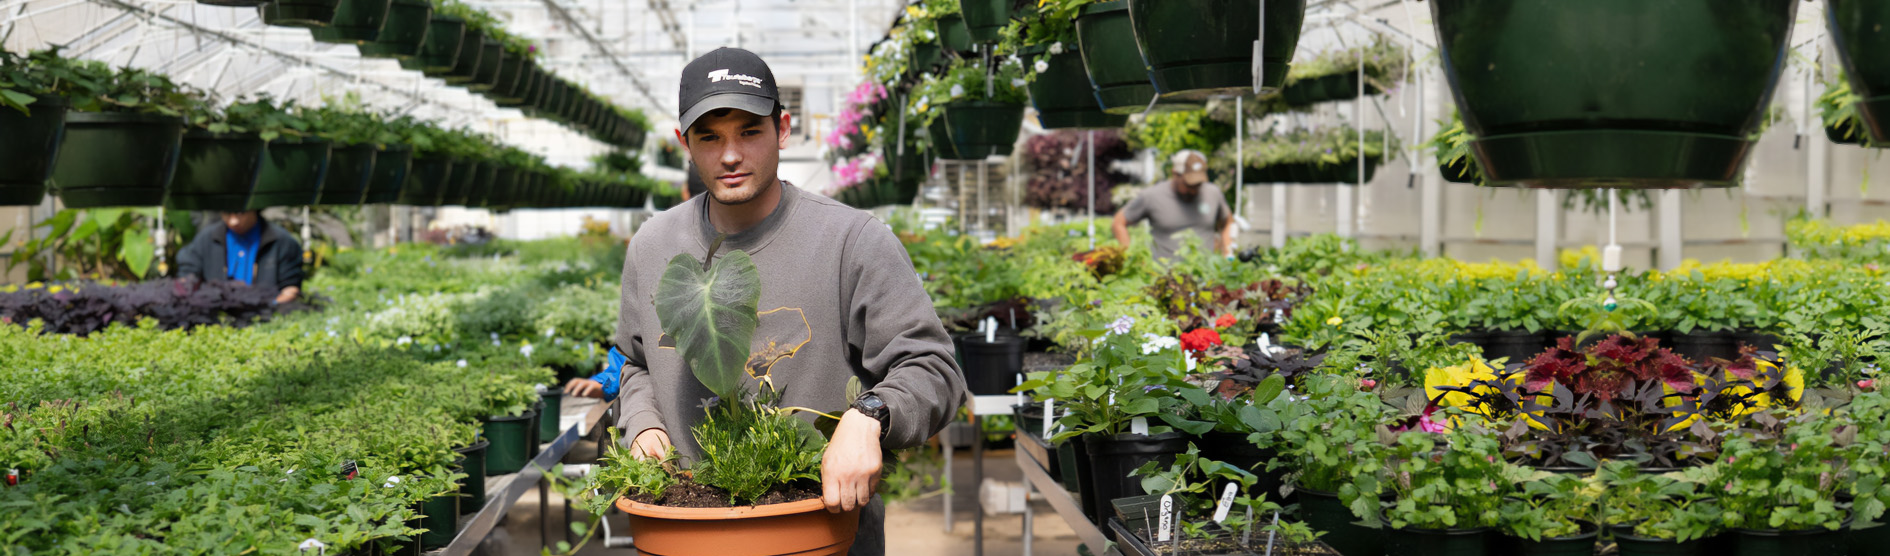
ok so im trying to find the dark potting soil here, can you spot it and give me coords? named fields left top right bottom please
left=1023, top=351, right=1078, bottom=371
left=627, top=478, right=823, bottom=509
left=1129, top=524, right=1340, bottom=556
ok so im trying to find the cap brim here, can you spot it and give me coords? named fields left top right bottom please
left=1183, top=171, right=1208, bottom=185
left=680, top=92, right=776, bottom=134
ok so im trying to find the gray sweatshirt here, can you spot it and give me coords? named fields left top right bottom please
left=612, top=181, right=967, bottom=459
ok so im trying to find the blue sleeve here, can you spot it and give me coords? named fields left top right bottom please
left=590, top=346, right=627, bottom=402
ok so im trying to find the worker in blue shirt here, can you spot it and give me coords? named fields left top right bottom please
left=176, top=210, right=304, bottom=303
left=562, top=346, right=627, bottom=401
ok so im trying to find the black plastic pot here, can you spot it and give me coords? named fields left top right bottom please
left=1126, top=0, right=1307, bottom=100
left=409, top=15, right=464, bottom=72
left=1849, top=521, right=1890, bottom=555
left=939, top=14, right=974, bottom=55
left=355, top=0, right=431, bottom=58
left=415, top=488, right=458, bottom=549
left=0, top=94, right=67, bottom=206
left=1480, top=329, right=1548, bottom=365
left=1110, top=493, right=1162, bottom=535
left=1733, top=526, right=1847, bottom=556
left=315, top=143, right=376, bottom=205
left=1028, top=49, right=1129, bottom=129
left=360, top=144, right=412, bottom=205
left=468, top=40, right=504, bottom=91
left=1508, top=522, right=1599, bottom=556
left=953, top=332, right=1027, bottom=395
left=52, top=111, right=186, bottom=209
left=1667, top=330, right=1742, bottom=364
left=1737, top=330, right=1784, bottom=352
left=453, top=161, right=494, bottom=206
left=1084, top=432, right=1187, bottom=540
left=1195, top=430, right=1290, bottom=505
left=246, top=138, right=330, bottom=209
left=958, top=0, right=1010, bottom=43
left=1613, top=527, right=1709, bottom=556
left=482, top=409, right=537, bottom=475
left=486, top=55, right=529, bottom=104
left=1385, top=524, right=1492, bottom=556
left=396, top=154, right=453, bottom=206
left=537, top=390, right=564, bottom=441
left=260, top=0, right=342, bottom=27
left=167, top=130, right=266, bottom=212
left=454, top=439, right=488, bottom=515
left=309, top=0, right=392, bottom=43
left=444, top=30, right=486, bottom=84
left=1056, top=436, right=1083, bottom=493
left=1298, top=486, right=1385, bottom=556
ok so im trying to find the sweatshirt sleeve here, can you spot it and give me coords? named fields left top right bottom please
left=612, top=239, right=666, bottom=444
left=843, top=219, right=967, bottom=450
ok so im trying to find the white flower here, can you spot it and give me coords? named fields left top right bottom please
left=396, top=336, right=412, bottom=346
left=520, top=344, right=535, bottom=358
left=326, top=329, right=337, bottom=338
left=298, top=539, right=327, bottom=553
left=457, top=359, right=468, bottom=368
left=949, top=84, right=965, bottom=98
left=1034, top=60, right=1050, bottom=74
left=382, top=476, right=401, bottom=488
left=1049, top=42, right=1065, bottom=55
left=490, top=332, right=499, bottom=341
left=544, top=327, right=556, bottom=338
left=1106, top=316, right=1134, bottom=336
left=1011, top=78, right=1028, bottom=88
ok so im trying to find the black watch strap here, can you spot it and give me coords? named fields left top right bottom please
left=853, top=393, right=891, bottom=437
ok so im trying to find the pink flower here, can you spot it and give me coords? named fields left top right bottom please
left=1359, top=379, right=1378, bottom=390
left=1860, top=379, right=1877, bottom=390
left=1418, top=405, right=1449, bottom=434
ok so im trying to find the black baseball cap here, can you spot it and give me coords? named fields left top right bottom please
left=678, top=47, right=781, bottom=134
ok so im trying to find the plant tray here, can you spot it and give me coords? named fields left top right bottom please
left=1109, top=517, right=1342, bottom=556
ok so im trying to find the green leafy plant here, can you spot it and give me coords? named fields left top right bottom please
left=1715, top=412, right=1851, bottom=532
left=0, top=49, right=85, bottom=115
left=1371, top=415, right=1507, bottom=531
left=3, top=208, right=189, bottom=281
left=1016, top=328, right=1213, bottom=441
left=1598, top=460, right=1723, bottom=542
left=1498, top=468, right=1599, bottom=541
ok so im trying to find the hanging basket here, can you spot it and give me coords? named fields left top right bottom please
left=248, top=137, right=331, bottom=210
left=494, top=66, right=542, bottom=108
left=198, top=0, right=270, bottom=8
left=443, top=29, right=486, bottom=84
left=361, top=144, right=413, bottom=205
left=51, top=112, right=186, bottom=209
left=485, top=56, right=531, bottom=104
left=909, top=42, right=942, bottom=76
left=459, top=161, right=497, bottom=207
left=166, top=130, right=266, bottom=212
left=959, top=0, right=1012, bottom=43
left=1029, top=49, right=1129, bottom=129
left=1432, top=0, right=1795, bottom=189
left=437, top=160, right=480, bottom=206
left=937, top=101, right=1026, bottom=160
left=355, top=0, right=432, bottom=58
left=1829, top=1, right=1890, bottom=145
left=939, top=14, right=976, bottom=55
left=260, top=0, right=342, bottom=28
left=397, top=154, right=454, bottom=206
left=467, top=40, right=506, bottom=91
left=0, top=94, right=68, bottom=206
left=308, top=0, right=392, bottom=44
left=1075, top=1, right=1201, bottom=115
left=406, top=15, right=464, bottom=72
left=1127, top=0, right=1307, bottom=100
left=315, top=143, right=378, bottom=205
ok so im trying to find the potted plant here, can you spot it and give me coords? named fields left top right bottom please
left=309, top=0, right=394, bottom=44
left=50, top=60, right=195, bottom=209
left=391, top=119, right=466, bottom=206
left=1002, top=3, right=1127, bottom=129
left=1280, top=38, right=1407, bottom=107
left=579, top=235, right=862, bottom=556
left=402, top=5, right=469, bottom=74
left=1716, top=414, right=1852, bottom=556
left=1073, top=0, right=1200, bottom=115
left=914, top=58, right=1028, bottom=159
left=232, top=97, right=334, bottom=210
left=1126, top=0, right=1306, bottom=100
left=0, top=50, right=73, bottom=206
left=1367, top=418, right=1506, bottom=556
left=443, top=27, right=488, bottom=84
left=1224, top=127, right=1390, bottom=186
left=1599, top=461, right=1724, bottom=556
left=1270, top=373, right=1392, bottom=556
left=1430, top=0, right=1794, bottom=188
left=1496, top=469, right=1600, bottom=556
left=1827, top=1, right=1890, bottom=145
left=356, top=0, right=434, bottom=58
left=301, top=101, right=392, bottom=205
left=1119, top=444, right=1285, bottom=552
left=957, top=0, right=1012, bottom=43
left=467, top=37, right=506, bottom=91
left=261, top=0, right=345, bottom=27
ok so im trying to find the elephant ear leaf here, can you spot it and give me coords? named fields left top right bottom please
left=654, top=236, right=762, bottom=401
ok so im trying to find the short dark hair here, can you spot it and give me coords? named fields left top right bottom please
left=690, top=106, right=786, bottom=137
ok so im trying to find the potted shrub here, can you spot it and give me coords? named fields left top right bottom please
left=0, top=50, right=73, bottom=206
left=50, top=60, right=194, bottom=209
left=1367, top=418, right=1506, bottom=556
left=913, top=59, right=1028, bottom=159
left=232, top=97, right=334, bottom=210
left=1497, top=469, right=1599, bottom=556
left=1716, top=414, right=1852, bottom=556
left=1126, top=0, right=1306, bottom=100
left=356, top=0, right=434, bottom=58
left=1430, top=0, right=1795, bottom=188
left=1272, top=372, right=1391, bottom=556
left=579, top=235, right=863, bottom=556
left=310, top=0, right=394, bottom=43
left=1599, top=461, right=1724, bottom=556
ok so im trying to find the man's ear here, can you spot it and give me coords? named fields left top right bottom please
left=674, top=128, right=687, bottom=147
left=777, top=112, right=793, bottom=149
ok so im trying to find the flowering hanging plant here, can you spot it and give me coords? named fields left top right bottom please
left=828, top=152, right=883, bottom=192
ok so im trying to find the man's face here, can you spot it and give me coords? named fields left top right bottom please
left=678, top=107, right=792, bottom=206
left=1172, top=154, right=1207, bottom=197
left=222, top=211, right=259, bottom=235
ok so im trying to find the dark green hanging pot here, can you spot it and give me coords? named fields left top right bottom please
left=1612, top=528, right=1709, bottom=556
left=484, top=167, right=521, bottom=208
left=454, top=161, right=494, bottom=206
left=926, top=116, right=966, bottom=160
left=486, top=56, right=531, bottom=105
left=52, top=112, right=186, bottom=209
left=1074, top=1, right=1201, bottom=115
left=408, top=15, right=464, bottom=73
left=248, top=137, right=331, bottom=209
left=198, top=0, right=268, bottom=8
left=396, top=154, right=453, bottom=206
left=959, top=0, right=1011, bottom=43
left=939, top=100, right=1026, bottom=159
left=360, top=144, right=412, bottom=205
left=939, top=14, right=976, bottom=55
left=1126, top=0, right=1307, bottom=100
left=1431, top=0, right=1795, bottom=189
left=433, top=159, right=473, bottom=206
left=494, top=66, right=541, bottom=108
left=1384, top=524, right=1492, bottom=556
left=910, top=42, right=942, bottom=76
left=1028, top=48, right=1129, bottom=129
left=443, top=29, right=486, bottom=84
left=1828, top=1, right=1890, bottom=144
left=355, top=0, right=432, bottom=58
left=260, top=0, right=343, bottom=28
left=888, top=148, right=931, bottom=185
left=314, top=143, right=376, bottom=205
left=467, top=39, right=505, bottom=91
left=0, top=94, right=67, bottom=206
left=415, top=487, right=459, bottom=549
left=482, top=409, right=537, bottom=475
left=166, top=130, right=266, bottom=212
left=309, top=0, right=392, bottom=44
left=454, top=439, right=489, bottom=515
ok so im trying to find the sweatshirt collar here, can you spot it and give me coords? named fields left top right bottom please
left=696, top=180, right=799, bottom=254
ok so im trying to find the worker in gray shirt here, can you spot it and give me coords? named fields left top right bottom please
left=612, top=47, right=967, bottom=556
left=1113, top=149, right=1235, bottom=263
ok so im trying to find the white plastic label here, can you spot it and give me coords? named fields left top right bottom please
left=985, top=317, right=998, bottom=343
left=1042, top=400, right=1055, bottom=438
left=1131, top=417, right=1149, bottom=436
left=1185, top=353, right=1198, bottom=372
left=1214, top=483, right=1238, bottom=523
left=1157, top=494, right=1175, bottom=542
left=1602, top=244, right=1623, bottom=273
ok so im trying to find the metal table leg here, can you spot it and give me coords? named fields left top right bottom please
left=539, top=475, right=549, bottom=548
left=1022, top=478, right=1034, bottom=556
left=943, top=432, right=954, bottom=534
left=972, top=413, right=983, bottom=556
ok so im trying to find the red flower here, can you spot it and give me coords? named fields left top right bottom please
left=1214, top=314, right=1238, bottom=329
left=1179, top=328, right=1223, bottom=353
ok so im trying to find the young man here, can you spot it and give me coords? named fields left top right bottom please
left=1113, top=149, right=1236, bottom=263
left=610, top=47, right=966, bottom=555
left=175, top=210, right=304, bottom=303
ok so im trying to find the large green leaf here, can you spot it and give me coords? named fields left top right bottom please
left=653, top=243, right=761, bottom=400
left=119, top=227, right=153, bottom=279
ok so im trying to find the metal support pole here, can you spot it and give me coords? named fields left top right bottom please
left=1658, top=190, right=1682, bottom=270
left=942, top=429, right=954, bottom=534
left=1535, top=190, right=1558, bottom=270
left=978, top=161, right=987, bottom=233
left=1271, top=184, right=1287, bottom=248
left=971, top=412, right=984, bottom=556
left=1086, top=130, right=1096, bottom=249
left=539, top=475, right=549, bottom=548
left=1235, top=96, right=1244, bottom=221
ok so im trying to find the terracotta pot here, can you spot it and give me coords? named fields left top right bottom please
left=614, top=496, right=861, bottom=556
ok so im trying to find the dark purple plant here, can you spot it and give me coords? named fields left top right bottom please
left=1023, top=130, right=1133, bottom=212
left=0, top=279, right=320, bottom=336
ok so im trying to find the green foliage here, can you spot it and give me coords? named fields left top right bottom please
left=1271, top=373, right=1389, bottom=493
left=1498, top=468, right=1598, bottom=541
left=1284, top=36, right=1408, bottom=89
left=1015, top=329, right=1212, bottom=440
left=1372, top=416, right=1507, bottom=530
left=655, top=235, right=762, bottom=402
left=1598, top=460, right=1723, bottom=542
left=691, top=397, right=828, bottom=505
left=1222, top=126, right=1394, bottom=172
left=0, top=49, right=86, bottom=115
left=1125, top=110, right=1236, bottom=166
left=908, top=58, right=1030, bottom=126
left=52, top=55, right=206, bottom=116
left=1714, top=413, right=1851, bottom=532
left=3, top=208, right=186, bottom=281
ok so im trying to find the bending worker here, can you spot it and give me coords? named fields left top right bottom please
left=1113, top=149, right=1236, bottom=263
left=176, top=210, right=304, bottom=303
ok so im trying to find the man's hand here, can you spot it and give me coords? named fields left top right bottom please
left=629, top=428, right=672, bottom=460
left=564, top=378, right=606, bottom=399
left=275, top=286, right=301, bottom=304
left=821, top=409, right=883, bottom=513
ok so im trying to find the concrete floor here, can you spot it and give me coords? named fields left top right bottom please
left=479, top=447, right=1089, bottom=556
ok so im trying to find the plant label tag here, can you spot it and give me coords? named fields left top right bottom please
left=1213, top=483, right=1237, bottom=523
left=4, top=469, right=15, bottom=486
left=1131, top=417, right=1149, bottom=436
left=1157, top=494, right=1174, bottom=542
left=1042, top=400, right=1055, bottom=438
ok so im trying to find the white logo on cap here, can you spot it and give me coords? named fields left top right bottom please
left=707, top=69, right=765, bottom=89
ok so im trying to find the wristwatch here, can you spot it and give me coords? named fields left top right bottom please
left=852, top=392, right=891, bottom=438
